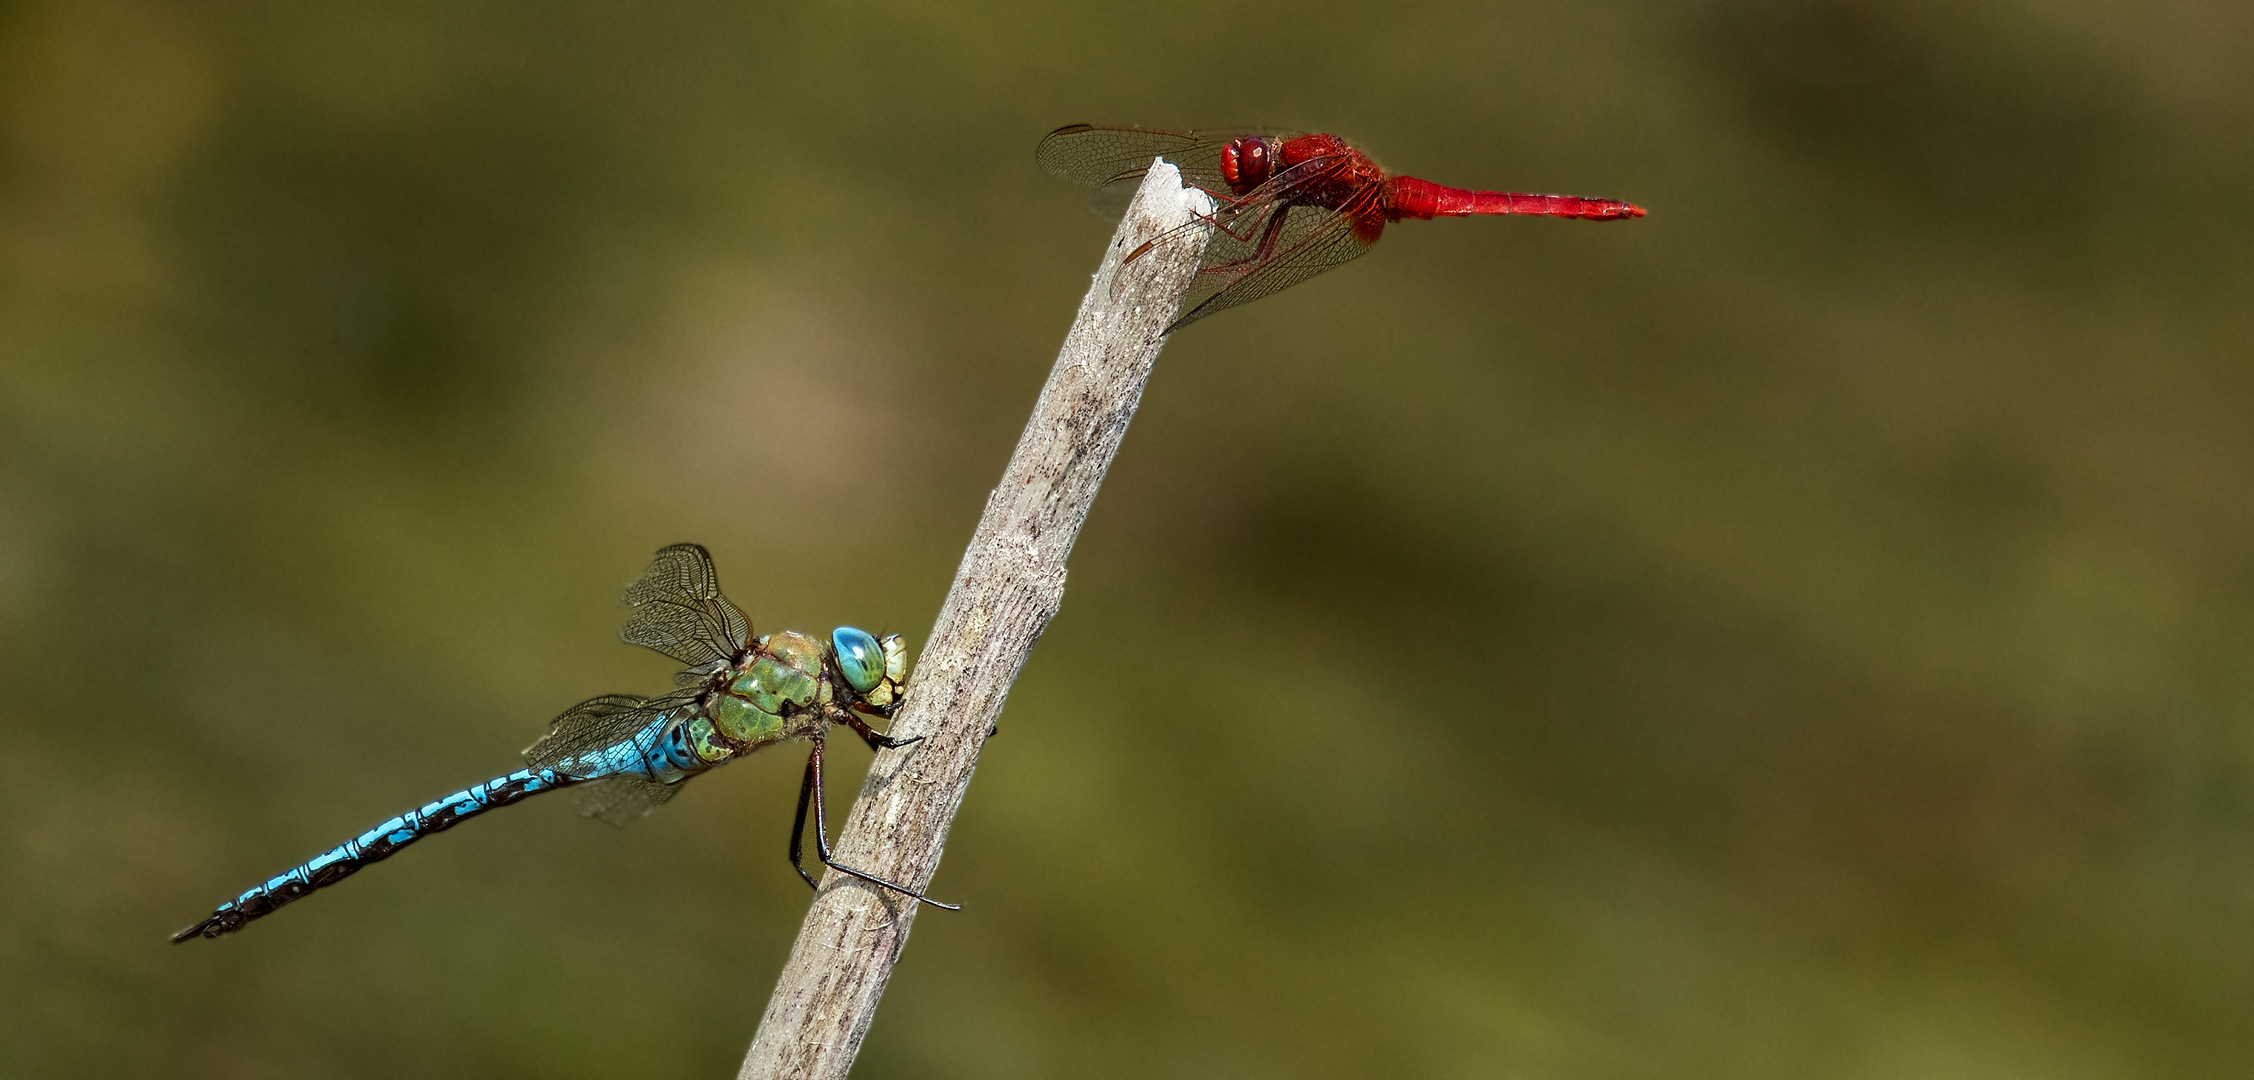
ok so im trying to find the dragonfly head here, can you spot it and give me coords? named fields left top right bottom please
left=1219, top=136, right=1274, bottom=196
left=831, top=626, right=911, bottom=711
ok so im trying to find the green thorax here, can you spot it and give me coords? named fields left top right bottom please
left=708, top=631, right=833, bottom=746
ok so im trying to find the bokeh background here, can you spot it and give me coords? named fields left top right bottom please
left=4, top=0, right=2251, bottom=1076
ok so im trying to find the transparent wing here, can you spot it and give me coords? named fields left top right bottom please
left=1171, top=184, right=1383, bottom=330
left=1042, top=129, right=1381, bottom=329
left=1037, top=124, right=1303, bottom=220
left=574, top=776, right=685, bottom=826
left=619, top=543, right=751, bottom=668
left=523, top=689, right=702, bottom=775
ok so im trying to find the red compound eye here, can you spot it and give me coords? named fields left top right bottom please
left=1219, top=137, right=1272, bottom=196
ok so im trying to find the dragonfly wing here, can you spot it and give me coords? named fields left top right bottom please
left=1038, top=125, right=1305, bottom=219
left=620, top=543, right=751, bottom=668
left=523, top=689, right=700, bottom=776
left=574, top=776, right=683, bottom=826
left=1083, top=183, right=1140, bottom=225
left=1173, top=187, right=1382, bottom=330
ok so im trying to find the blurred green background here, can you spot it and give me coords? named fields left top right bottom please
left=4, top=0, right=2250, bottom=1075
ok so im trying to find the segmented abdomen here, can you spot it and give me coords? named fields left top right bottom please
left=1386, top=176, right=1645, bottom=220
left=172, top=768, right=577, bottom=941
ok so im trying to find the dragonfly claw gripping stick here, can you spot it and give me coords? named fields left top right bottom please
left=737, top=160, right=1215, bottom=1079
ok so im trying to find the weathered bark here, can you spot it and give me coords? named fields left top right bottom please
left=737, top=160, right=1215, bottom=1079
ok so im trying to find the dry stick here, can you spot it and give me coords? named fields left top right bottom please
left=737, top=160, right=1215, bottom=1080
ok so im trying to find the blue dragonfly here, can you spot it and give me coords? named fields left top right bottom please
left=174, top=544, right=954, bottom=942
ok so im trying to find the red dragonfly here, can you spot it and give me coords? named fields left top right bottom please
left=1037, top=125, right=1645, bottom=330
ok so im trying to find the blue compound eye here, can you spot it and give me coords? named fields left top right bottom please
left=832, top=626, right=886, bottom=694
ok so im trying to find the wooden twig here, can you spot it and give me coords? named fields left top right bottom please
left=736, top=160, right=1215, bottom=1079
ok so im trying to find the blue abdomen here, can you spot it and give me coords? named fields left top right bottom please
left=172, top=768, right=574, bottom=940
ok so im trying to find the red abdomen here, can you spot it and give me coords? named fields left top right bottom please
left=1385, top=176, right=1645, bottom=221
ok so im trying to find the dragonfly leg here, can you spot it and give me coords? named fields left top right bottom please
left=790, top=750, right=821, bottom=890
left=1124, top=158, right=1348, bottom=268
left=793, top=737, right=962, bottom=911
left=840, top=709, right=921, bottom=753
left=1122, top=196, right=1275, bottom=269
left=1197, top=202, right=1295, bottom=276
